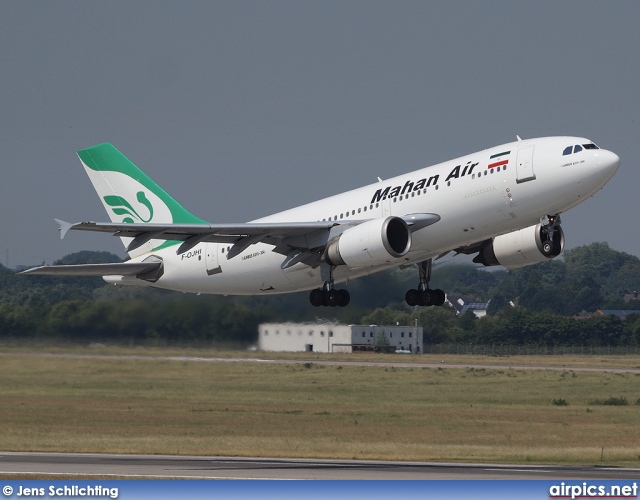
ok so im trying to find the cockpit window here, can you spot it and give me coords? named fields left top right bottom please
left=564, top=143, right=599, bottom=156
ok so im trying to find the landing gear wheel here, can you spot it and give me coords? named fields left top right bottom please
left=420, top=290, right=435, bottom=307
left=405, top=289, right=420, bottom=306
left=325, top=288, right=341, bottom=307
left=338, top=289, right=351, bottom=307
left=433, top=288, right=446, bottom=306
left=541, top=239, right=555, bottom=256
left=309, top=289, right=324, bottom=307
left=309, top=287, right=351, bottom=307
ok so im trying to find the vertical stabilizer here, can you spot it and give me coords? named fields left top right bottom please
left=78, top=143, right=207, bottom=257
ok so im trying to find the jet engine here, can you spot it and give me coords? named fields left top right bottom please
left=473, top=223, right=564, bottom=270
left=324, top=216, right=411, bottom=268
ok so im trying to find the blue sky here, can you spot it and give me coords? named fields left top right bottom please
left=1, top=1, right=638, bottom=267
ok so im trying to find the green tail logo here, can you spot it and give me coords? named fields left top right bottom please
left=104, top=191, right=154, bottom=223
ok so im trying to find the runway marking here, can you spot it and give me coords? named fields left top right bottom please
left=485, top=468, right=549, bottom=473
left=2, top=352, right=639, bottom=374
left=0, top=470, right=290, bottom=480
left=2, top=453, right=639, bottom=480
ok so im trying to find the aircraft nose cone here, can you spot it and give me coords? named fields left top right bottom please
left=597, top=149, right=621, bottom=173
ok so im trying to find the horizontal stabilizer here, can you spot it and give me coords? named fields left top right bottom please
left=20, top=261, right=162, bottom=277
left=55, top=219, right=75, bottom=239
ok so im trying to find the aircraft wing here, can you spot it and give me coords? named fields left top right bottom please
left=22, top=214, right=439, bottom=278
left=54, top=213, right=440, bottom=258
left=55, top=219, right=344, bottom=257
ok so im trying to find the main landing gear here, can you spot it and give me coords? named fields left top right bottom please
left=309, top=286, right=351, bottom=307
left=405, top=259, right=446, bottom=307
left=309, top=264, right=351, bottom=307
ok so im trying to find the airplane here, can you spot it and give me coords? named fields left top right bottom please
left=22, top=137, right=620, bottom=307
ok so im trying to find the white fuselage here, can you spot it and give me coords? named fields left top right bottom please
left=113, top=136, right=620, bottom=295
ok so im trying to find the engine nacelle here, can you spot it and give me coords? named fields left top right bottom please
left=474, top=223, right=564, bottom=270
left=324, top=216, right=411, bottom=268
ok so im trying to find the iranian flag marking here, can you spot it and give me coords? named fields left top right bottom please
left=488, top=150, right=510, bottom=169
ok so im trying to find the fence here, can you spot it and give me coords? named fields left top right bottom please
left=423, top=344, right=640, bottom=356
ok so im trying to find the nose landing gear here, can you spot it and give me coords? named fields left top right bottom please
left=540, top=214, right=562, bottom=257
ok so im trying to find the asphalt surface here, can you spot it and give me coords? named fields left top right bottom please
left=1, top=452, right=639, bottom=480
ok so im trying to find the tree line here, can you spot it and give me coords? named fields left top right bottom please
left=0, top=242, right=639, bottom=347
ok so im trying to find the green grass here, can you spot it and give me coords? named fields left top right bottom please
left=2, top=341, right=640, bottom=369
left=0, top=351, right=639, bottom=467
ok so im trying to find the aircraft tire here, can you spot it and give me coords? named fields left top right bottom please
left=309, top=289, right=324, bottom=307
left=325, top=289, right=341, bottom=307
left=338, top=289, right=351, bottom=307
left=541, top=239, right=555, bottom=256
left=405, top=289, right=420, bottom=306
left=420, top=290, right=435, bottom=307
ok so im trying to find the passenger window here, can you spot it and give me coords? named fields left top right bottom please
left=573, top=145, right=583, bottom=153
left=562, top=146, right=572, bottom=156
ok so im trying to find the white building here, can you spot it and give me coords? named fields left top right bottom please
left=447, top=295, right=490, bottom=318
left=258, top=322, right=423, bottom=353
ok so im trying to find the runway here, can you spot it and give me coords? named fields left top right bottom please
left=15, top=352, right=640, bottom=374
left=1, top=452, right=639, bottom=479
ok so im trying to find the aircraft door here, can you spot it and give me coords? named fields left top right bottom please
left=516, top=146, right=536, bottom=183
left=382, top=197, right=391, bottom=217
left=205, top=243, right=222, bottom=276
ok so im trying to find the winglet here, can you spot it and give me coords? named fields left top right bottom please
left=54, top=219, right=75, bottom=240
